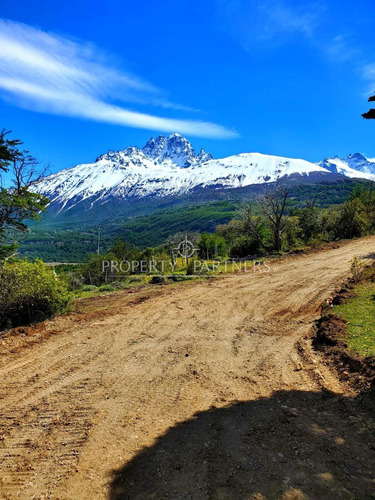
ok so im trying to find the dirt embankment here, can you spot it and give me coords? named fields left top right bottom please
left=0, top=237, right=375, bottom=500
left=313, top=284, right=375, bottom=392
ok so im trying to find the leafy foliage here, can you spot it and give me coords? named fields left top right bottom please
left=197, top=233, right=226, bottom=259
left=0, top=130, right=49, bottom=257
left=362, top=93, right=375, bottom=119
left=334, top=199, right=368, bottom=239
left=0, top=259, right=70, bottom=328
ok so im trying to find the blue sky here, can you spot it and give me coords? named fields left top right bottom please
left=1, top=0, right=375, bottom=173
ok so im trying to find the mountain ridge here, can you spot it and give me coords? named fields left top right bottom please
left=33, top=133, right=375, bottom=214
left=318, top=153, right=375, bottom=179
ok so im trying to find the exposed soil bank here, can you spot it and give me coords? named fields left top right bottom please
left=313, top=284, right=375, bottom=392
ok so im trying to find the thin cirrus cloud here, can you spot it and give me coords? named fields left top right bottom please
left=214, top=0, right=323, bottom=48
left=0, top=18, right=238, bottom=139
left=326, top=35, right=360, bottom=63
left=362, top=64, right=375, bottom=95
left=257, top=0, right=322, bottom=39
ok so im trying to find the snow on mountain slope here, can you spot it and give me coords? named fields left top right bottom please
left=33, top=134, right=373, bottom=212
left=319, top=153, right=375, bottom=180
left=199, top=153, right=330, bottom=188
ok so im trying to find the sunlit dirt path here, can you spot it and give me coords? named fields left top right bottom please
left=1, top=237, right=375, bottom=499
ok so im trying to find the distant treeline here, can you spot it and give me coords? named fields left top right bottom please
left=17, top=179, right=371, bottom=262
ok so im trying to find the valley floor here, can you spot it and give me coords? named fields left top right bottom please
left=1, top=238, right=375, bottom=499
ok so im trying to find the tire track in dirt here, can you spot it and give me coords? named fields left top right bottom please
left=0, top=237, right=374, bottom=499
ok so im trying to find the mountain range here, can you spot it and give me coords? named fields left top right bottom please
left=19, top=134, right=375, bottom=261
left=33, top=133, right=375, bottom=214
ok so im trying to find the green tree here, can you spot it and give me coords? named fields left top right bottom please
left=239, top=201, right=273, bottom=252
left=362, top=93, right=375, bottom=119
left=0, top=130, right=22, bottom=172
left=0, top=130, right=49, bottom=256
left=348, top=181, right=375, bottom=229
left=110, top=239, right=139, bottom=261
left=298, top=203, right=321, bottom=242
left=335, top=199, right=368, bottom=239
left=216, top=219, right=243, bottom=248
left=283, top=216, right=302, bottom=250
left=197, top=233, right=226, bottom=259
left=257, top=186, right=290, bottom=252
left=228, top=236, right=260, bottom=258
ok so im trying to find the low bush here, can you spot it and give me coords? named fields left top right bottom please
left=0, top=259, right=70, bottom=329
left=150, top=276, right=166, bottom=284
left=98, top=284, right=116, bottom=292
left=350, top=257, right=367, bottom=284
left=81, top=284, right=98, bottom=292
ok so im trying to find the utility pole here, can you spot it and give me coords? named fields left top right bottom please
left=97, top=226, right=101, bottom=255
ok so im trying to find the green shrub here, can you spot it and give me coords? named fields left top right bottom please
left=0, top=259, right=70, bottom=329
left=109, top=280, right=129, bottom=290
left=81, top=284, right=97, bottom=292
left=198, top=233, right=227, bottom=259
left=350, top=257, right=366, bottom=284
left=129, top=277, right=143, bottom=283
left=335, top=199, right=368, bottom=239
left=150, top=275, right=166, bottom=284
left=229, top=236, right=261, bottom=258
left=98, top=284, right=116, bottom=292
left=78, top=254, right=110, bottom=286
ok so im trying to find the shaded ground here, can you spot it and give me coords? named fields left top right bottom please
left=110, top=390, right=375, bottom=500
left=0, top=237, right=375, bottom=499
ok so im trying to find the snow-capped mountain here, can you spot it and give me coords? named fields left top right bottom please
left=33, top=134, right=374, bottom=213
left=97, top=133, right=213, bottom=169
left=318, top=153, right=375, bottom=180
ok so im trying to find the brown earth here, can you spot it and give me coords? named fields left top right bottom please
left=1, top=237, right=375, bottom=500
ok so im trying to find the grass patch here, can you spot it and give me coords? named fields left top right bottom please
left=334, top=282, right=375, bottom=357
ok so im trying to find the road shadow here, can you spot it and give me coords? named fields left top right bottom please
left=109, top=389, right=375, bottom=500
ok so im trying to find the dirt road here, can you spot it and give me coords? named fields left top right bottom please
left=1, top=238, right=375, bottom=500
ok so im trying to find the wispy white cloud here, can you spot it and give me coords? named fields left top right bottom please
left=214, top=0, right=323, bottom=48
left=326, top=35, right=360, bottom=63
left=361, top=64, right=375, bottom=96
left=0, top=18, right=237, bottom=139
left=258, top=0, right=322, bottom=39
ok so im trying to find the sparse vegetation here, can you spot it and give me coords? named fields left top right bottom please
left=350, top=257, right=367, bottom=283
left=334, top=282, right=375, bottom=357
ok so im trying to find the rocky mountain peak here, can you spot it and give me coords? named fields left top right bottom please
left=142, top=133, right=212, bottom=168
left=319, top=153, right=375, bottom=176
